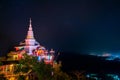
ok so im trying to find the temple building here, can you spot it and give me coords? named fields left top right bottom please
left=17, top=18, right=40, bottom=55
left=0, top=19, right=56, bottom=80
left=14, top=18, right=55, bottom=64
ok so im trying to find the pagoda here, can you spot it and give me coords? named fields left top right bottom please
left=0, top=19, right=56, bottom=80
left=14, top=18, right=55, bottom=64
left=15, top=18, right=40, bottom=55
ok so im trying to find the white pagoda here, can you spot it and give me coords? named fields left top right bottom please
left=14, top=18, right=55, bottom=64
left=0, top=18, right=57, bottom=80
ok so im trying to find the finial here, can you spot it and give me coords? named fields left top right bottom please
left=30, top=18, right=32, bottom=24
left=29, top=18, right=32, bottom=30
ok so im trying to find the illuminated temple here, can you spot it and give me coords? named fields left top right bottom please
left=0, top=19, right=56, bottom=80
left=14, top=18, right=55, bottom=63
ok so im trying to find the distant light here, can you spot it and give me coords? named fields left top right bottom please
left=86, top=74, right=90, bottom=77
left=102, top=53, right=111, bottom=57
left=89, top=52, right=120, bottom=61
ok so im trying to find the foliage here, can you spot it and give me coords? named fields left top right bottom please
left=15, top=53, right=84, bottom=80
left=18, top=75, right=25, bottom=80
left=71, top=71, right=86, bottom=80
left=14, top=53, right=53, bottom=80
left=0, top=61, right=3, bottom=66
left=52, top=61, right=72, bottom=80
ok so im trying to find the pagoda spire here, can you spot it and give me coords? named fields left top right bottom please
left=26, top=18, right=34, bottom=39
left=29, top=18, right=32, bottom=31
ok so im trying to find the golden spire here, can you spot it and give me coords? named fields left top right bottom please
left=26, top=18, right=34, bottom=39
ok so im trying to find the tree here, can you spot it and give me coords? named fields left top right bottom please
left=15, top=53, right=73, bottom=80
left=18, top=75, right=25, bottom=80
left=14, top=53, right=53, bottom=80
left=71, top=71, right=86, bottom=80
left=53, top=61, right=71, bottom=80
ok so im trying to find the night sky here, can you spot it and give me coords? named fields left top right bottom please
left=0, top=0, right=120, bottom=56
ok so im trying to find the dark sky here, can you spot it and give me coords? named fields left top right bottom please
left=0, top=0, right=120, bottom=55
